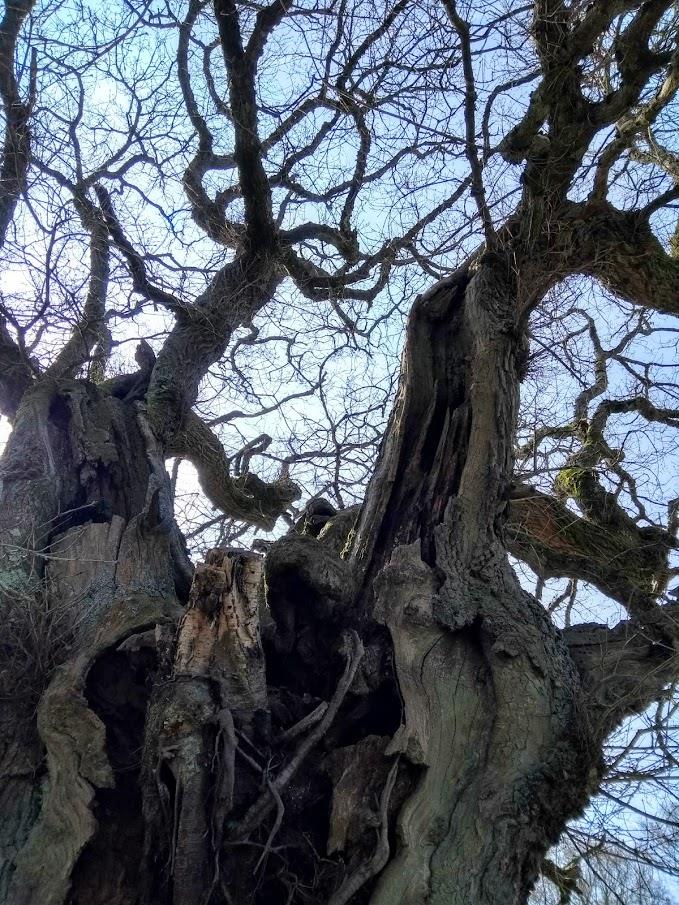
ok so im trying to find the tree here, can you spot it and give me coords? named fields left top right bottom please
left=535, top=844, right=676, bottom=905
left=1, top=1, right=679, bottom=904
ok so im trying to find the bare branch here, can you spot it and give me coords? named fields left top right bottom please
left=167, top=411, right=300, bottom=530
left=554, top=200, right=679, bottom=318
left=46, top=195, right=110, bottom=379
left=507, top=483, right=674, bottom=618
left=442, top=0, right=495, bottom=244
left=0, top=0, right=37, bottom=248
left=213, top=0, right=275, bottom=248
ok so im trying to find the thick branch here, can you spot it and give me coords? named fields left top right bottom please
left=167, top=412, right=300, bottom=530
left=146, top=253, right=278, bottom=440
left=213, top=0, right=276, bottom=248
left=179, top=0, right=241, bottom=247
left=564, top=609, right=679, bottom=736
left=558, top=200, right=679, bottom=317
left=502, top=1, right=672, bottom=202
left=46, top=196, right=110, bottom=379
left=95, top=185, right=185, bottom=314
left=507, top=483, right=673, bottom=617
left=593, top=45, right=679, bottom=198
left=246, top=0, right=294, bottom=63
left=0, top=316, right=34, bottom=417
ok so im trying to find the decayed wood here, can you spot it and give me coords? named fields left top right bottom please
left=7, top=593, right=180, bottom=905
left=144, top=548, right=268, bottom=905
left=233, top=629, right=364, bottom=840
left=8, top=671, right=113, bottom=905
left=369, top=535, right=593, bottom=905
left=346, top=261, right=598, bottom=905
left=2, top=264, right=655, bottom=905
left=174, top=549, right=267, bottom=715
left=0, top=383, right=185, bottom=905
left=369, top=543, right=491, bottom=905
left=46, top=517, right=125, bottom=644
left=326, top=735, right=392, bottom=855
left=327, top=757, right=399, bottom=905
left=6, top=2, right=679, bottom=901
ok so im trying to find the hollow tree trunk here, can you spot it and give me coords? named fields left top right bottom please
left=351, top=258, right=598, bottom=904
left=0, top=379, right=185, bottom=905
left=0, top=261, right=603, bottom=905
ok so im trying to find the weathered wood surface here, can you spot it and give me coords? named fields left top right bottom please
left=143, top=548, right=269, bottom=905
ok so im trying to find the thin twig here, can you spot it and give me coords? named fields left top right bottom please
left=253, top=781, right=285, bottom=874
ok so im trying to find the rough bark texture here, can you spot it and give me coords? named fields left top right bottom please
left=346, top=260, right=599, bottom=904
left=0, top=262, right=676, bottom=905
left=506, top=483, right=673, bottom=612
left=0, top=381, right=184, bottom=904
left=4, top=1, right=679, bottom=902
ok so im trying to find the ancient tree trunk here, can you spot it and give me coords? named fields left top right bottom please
left=350, top=259, right=597, bottom=904
left=0, top=380, right=185, bottom=905
left=0, top=264, right=611, bottom=905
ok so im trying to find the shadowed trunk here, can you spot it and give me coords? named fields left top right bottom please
left=350, top=259, right=598, bottom=904
left=0, top=264, right=623, bottom=905
left=0, top=380, right=185, bottom=905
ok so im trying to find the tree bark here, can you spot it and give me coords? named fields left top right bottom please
left=0, top=380, right=184, bottom=904
left=349, top=259, right=599, bottom=904
left=0, top=261, right=669, bottom=905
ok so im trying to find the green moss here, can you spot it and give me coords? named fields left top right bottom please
left=554, top=466, right=588, bottom=500
left=670, top=220, right=679, bottom=260
left=340, top=525, right=357, bottom=560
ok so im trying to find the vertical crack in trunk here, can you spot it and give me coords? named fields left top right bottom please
left=347, top=261, right=598, bottom=904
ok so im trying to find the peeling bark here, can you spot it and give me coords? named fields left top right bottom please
left=142, top=549, right=268, bottom=905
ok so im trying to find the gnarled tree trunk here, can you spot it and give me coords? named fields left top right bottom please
left=0, top=380, right=185, bottom=905
left=348, top=259, right=597, bottom=904
left=4, top=0, right=679, bottom=902
left=0, top=263, right=670, bottom=905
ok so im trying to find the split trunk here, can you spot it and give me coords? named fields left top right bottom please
left=0, top=260, right=606, bottom=905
